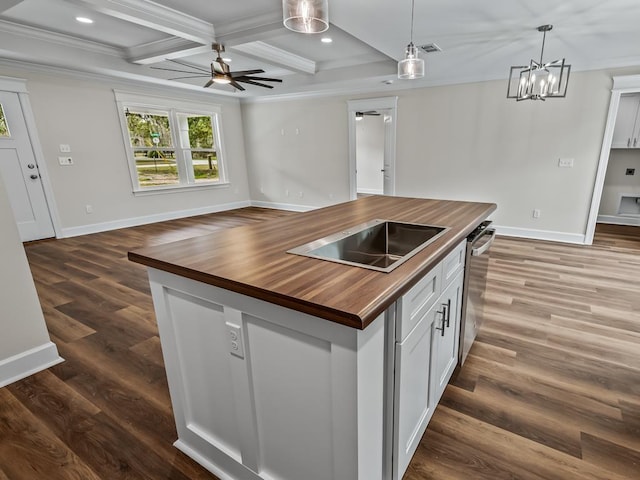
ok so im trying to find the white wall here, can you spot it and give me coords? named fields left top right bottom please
left=242, top=69, right=620, bottom=239
left=356, top=115, right=384, bottom=194
left=0, top=173, right=61, bottom=385
left=242, top=96, right=351, bottom=208
left=0, top=66, right=251, bottom=236
left=598, top=149, right=640, bottom=217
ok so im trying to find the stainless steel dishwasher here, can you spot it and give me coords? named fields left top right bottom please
left=459, top=221, right=496, bottom=366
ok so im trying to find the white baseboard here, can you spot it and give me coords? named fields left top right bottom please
left=597, top=215, right=640, bottom=226
left=0, top=341, right=64, bottom=388
left=60, top=200, right=252, bottom=238
left=494, top=225, right=586, bottom=245
left=250, top=200, right=316, bottom=212
left=357, top=188, right=383, bottom=195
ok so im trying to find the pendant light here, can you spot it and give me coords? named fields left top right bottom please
left=507, top=25, right=571, bottom=101
left=398, top=0, right=424, bottom=80
left=283, top=0, right=329, bottom=34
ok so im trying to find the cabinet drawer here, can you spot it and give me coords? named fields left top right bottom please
left=441, top=240, right=466, bottom=288
left=397, top=263, right=441, bottom=342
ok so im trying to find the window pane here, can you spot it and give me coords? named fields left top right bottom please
left=134, top=150, right=179, bottom=187
left=0, top=104, right=10, bottom=137
left=179, top=114, right=214, bottom=149
left=125, top=109, right=173, bottom=148
left=190, top=150, right=219, bottom=183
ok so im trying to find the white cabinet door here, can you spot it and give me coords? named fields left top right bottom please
left=612, top=94, right=640, bottom=148
left=430, top=271, right=463, bottom=405
left=392, top=304, right=438, bottom=480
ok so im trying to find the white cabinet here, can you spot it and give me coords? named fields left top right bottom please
left=392, top=241, right=465, bottom=480
left=431, top=271, right=463, bottom=405
left=612, top=94, right=640, bottom=148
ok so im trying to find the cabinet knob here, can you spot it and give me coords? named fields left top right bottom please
left=30, top=174, right=39, bottom=180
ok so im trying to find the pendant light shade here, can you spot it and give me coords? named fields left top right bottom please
left=398, top=0, right=424, bottom=80
left=398, top=43, right=424, bottom=79
left=283, top=0, right=329, bottom=34
left=507, top=25, right=571, bottom=101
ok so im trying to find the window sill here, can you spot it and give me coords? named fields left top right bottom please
left=132, top=182, right=231, bottom=196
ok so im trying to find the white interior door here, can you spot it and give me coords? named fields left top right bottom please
left=356, top=113, right=385, bottom=195
left=0, top=91, right=55, bottom=241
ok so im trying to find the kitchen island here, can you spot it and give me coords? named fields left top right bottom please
left=129, top=195, right=496, bottom=480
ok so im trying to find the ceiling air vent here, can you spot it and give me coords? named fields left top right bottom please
left=419, top=43, right=442, bottom=54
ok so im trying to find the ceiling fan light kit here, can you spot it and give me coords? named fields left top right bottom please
left=398, top=0, right=425, bottom=80
left=507, top=24, right=571, bottom=101
left=283, top=0, right=329, bottom=34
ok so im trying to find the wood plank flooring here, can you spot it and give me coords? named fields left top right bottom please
left=1, top=211, right=639, bottom=479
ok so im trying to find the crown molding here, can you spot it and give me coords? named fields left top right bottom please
left=65, top=0, right=214, bottom=44
left=0, top=19, right=122, bottom=57
left=231, top=41, right=316, bottom=75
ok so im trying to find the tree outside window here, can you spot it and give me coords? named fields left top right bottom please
left=0, top=104, right=9, bottom=137
left=120, top=101, right=225, bottom=191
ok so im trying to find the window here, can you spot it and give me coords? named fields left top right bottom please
left=0, top=103, right=10, bottom=137
left=115, top=92, right=227, bottom=192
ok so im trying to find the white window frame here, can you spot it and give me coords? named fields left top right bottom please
left=114, top=91, right=229, bottom=194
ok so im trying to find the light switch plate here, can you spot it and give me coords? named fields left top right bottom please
left=58, top=156, right=73, bottom=165
left=558, top=158, right=574, bottom=168
left=59, top=144, right=71, bottom=153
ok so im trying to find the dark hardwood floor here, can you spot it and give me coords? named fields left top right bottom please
left=1, top=211, right=639, bottom=479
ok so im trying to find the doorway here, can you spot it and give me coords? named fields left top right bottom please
left=585, top=75, right=640, bottom=244
left=0, top=78, right=57, bottom=241
left=348, top=97, right=398, bottom=200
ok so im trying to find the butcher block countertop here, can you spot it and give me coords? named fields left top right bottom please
left=129, top=196, right=496, bottom=329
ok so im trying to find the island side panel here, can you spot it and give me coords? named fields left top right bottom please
left=147, top=268, right=387, bottom=480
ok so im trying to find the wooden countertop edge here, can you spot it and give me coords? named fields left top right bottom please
left=128, top=202, right=495, bottom=330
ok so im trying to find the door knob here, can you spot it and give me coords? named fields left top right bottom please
left=27, top=163, right=35, bottom=169
left=380, top=169, right=386, bottom=172
left=30, top=174, right=39, bottom=179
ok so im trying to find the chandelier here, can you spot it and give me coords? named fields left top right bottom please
left=507, top=25, right=571, bottom=101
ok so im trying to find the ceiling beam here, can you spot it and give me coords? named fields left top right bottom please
left=231, top=41, right=316, bottom=75
left=214, top=11, right=285, bottom=46
left=65, top=0, right=215, bottom=44
left=127, top=37, right=210, bottom=64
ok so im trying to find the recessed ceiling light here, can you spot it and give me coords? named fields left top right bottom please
left=75, top=16, right=94, bottom=24
left=321, top=37, right=332, bottom=44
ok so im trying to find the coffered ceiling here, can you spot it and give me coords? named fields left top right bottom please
left=2, top=0, right=640, bottom=99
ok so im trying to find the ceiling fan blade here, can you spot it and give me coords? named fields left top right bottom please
left=241, top=76, right=283, bottom=83
left=228, top=69, right=264, bottom=76
left=151, top=66, right=206, bottom=74
left=229, top=79, right=245, bottom=91
left=166, top=58, right=211, bottom=74
left=204, top=79, right=214, bottom=88
left=236, top=78, right=274, bottom=89
left=168, top=75, right=211, bottom=80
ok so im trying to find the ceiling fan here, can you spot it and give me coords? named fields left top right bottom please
left=355, top=110, right=381, bottom=119
left=152, top=43, right=282, bottom=92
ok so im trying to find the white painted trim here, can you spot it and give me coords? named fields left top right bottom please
left=231, top=41, right=316, bottom=75
left=65, top=0, right=215, bottom=44
left=0, top=19, right=122, bottom=57
left=250, top=200, right=315, bottom=212
left=0, top=342, right=64, bottom=388
left=612, top=75, right=640, bottom=90
left=494, top=225, right=586, bottom=245
left=597, top=215, right=640, bottom=226
left=348, top=97, right=398, bottom=200
left=357, top=188, right=384, bottom=195
left=584, top=88, right=621, bottom=245
left=0, top=75, right=28, bottom=93
left=127, top=38, right=210, bottom=65
left=60, top=200, right=251, bottom=238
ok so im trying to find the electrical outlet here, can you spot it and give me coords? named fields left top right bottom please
left=226, top=322, right=244, bottom=358
left=558, top=158, right=574, bottom=168
left=58, top=156, right=73, bottom=166
left=85, top=204, right=93, bottom=214
left=59, top=144, right=71, bottom=153
left=626, top=168, right=635, bottom=176
left=532, top=209, right=541, bottom=219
